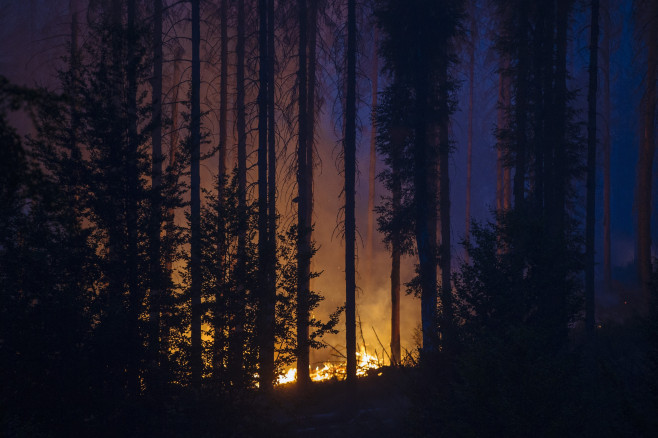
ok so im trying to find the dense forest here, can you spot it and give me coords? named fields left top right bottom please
left=1, top=0, right=657, bottom=436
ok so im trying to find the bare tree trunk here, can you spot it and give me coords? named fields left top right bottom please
left=296, top=0, right=311, bottom=388
left=149, top=0, right=163, bottom=391
left=637, top=0, right=657, bottom=310
left=415, top=88, right=438, bottom=354
left=502, top=58, right=511, bottom=211
left=166, top=51, right=182, bottom=276
left=69, top=0, right=80, bottom=166
left=586, top=0, right=599, bottom=337
left=163, top=48, right=182, bottom=381
left=126, top=0, right=142, bottom=396
left=496, top=57, right=511, bottom=221
left=513, top=4, right=529, bottom=208
left=266, top=0, right=277, bottom=385
left=602, top=0, right=612, bottom=293
left=306, top=0, right=317, bottom=302
left=190, top=0, right=202, bottom=388
left=552, top=0, right=570, bottom=343
left=465, top=3, right=475, bottom=261
left=345, top=0, right=357, bottom=383
left=257, top=0, right=274, bottom=390
left=232, top=0, right=248, bottom=386
left=438, top=73, right=452, bottom=351
left=390, top=156, right=401, bottom=365
left=213, top=0, right=228, bottom=381
left=366, top=29, right=379, bottom=282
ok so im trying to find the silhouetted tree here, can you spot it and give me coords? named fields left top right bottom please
left=586, top=0, right=599, bottom=337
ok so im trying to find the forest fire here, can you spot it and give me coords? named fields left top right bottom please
left=276, top=348, right=383, bottom=385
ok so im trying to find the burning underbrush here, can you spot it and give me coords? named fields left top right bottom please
left=276, top=348, right=385, bottom=385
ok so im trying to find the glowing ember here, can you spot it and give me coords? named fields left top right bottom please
left=276, top=348, right=383, bottom=385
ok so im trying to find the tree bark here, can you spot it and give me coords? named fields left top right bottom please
left=390, top=151, right=401, bottom=365
left=513, top=3, right=529, bottom=208
left=465, top=3, right=475, bottom=261
left=296, top=0, right=311, bottom=388
left=551, top=0, right=571, bottom=343
left=266, top=0, right=278, bottom=385
left=366, top=29, right=379, bottom=282
left=149, top=0, right=163, bottom=391
left=126, top=0, right=142, bottom=396
left=415, top=80, right=438, bottom=354
left=586, top=0, right=599, bottom=337
left=439, top=68, right=452, bottom=351
left=257, top=0, right=274, bottom=390
left=637, top=0, right=657, bottom=310
left=306, top=0, right=317, bottom=306
left=602, top=0, right=612, bottom=293
left=231, top=0, right=248, bottom=386
left=213, top=0, right=228, bottom=381
left=190, top=0, right=202, bottom=388
left=345, top=0, right=358, bottom=383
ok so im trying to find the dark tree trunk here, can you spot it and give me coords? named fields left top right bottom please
left=438, top=67, right=452, bottom=351
left=69, top=0, right=80, bottom=168
left=190, top=0, right=202, bottom=388
left=126, top=0, right=141, bottom=396
left=513, top=3, right=529, bottom=208
left=213, top=0, right=228, bottom=380
left=551, top=0, right=571, bottom=343
left=345, top=0, right=358, bottom=384
left=602, top=0, right=612, bottom=293
left=390, top=152, right=401, bottom=365
left=305, top=0, right=317, bottom=311
left=266, top=0, right=277, bottom=385
left=586, top=0, right=599, bottom=337
left=149, top=0, right=163, bottom=391
left=163, top=48, right=182, bottom=380
left=465, top=3, right=475, bottom=260
left=296, top=0, right=311, bottom=388
left=166, top=49, right=182, bottom=277
left=415, top=81, right=438, bottom=354
left=232, top=0, right=248, bottom=386
left=366, top=29, right=379, bottom=283
left=257, top=0, right=274, bottom=390
left=637, top=0, right=657, bottom=309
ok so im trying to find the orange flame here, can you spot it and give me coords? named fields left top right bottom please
left=276, top=348, right=383, bottom=385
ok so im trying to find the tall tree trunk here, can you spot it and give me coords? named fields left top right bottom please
left=345, top=0, right=358, bottom=383
left=149, top=0, right=163, bottom=391
left=552, top=0, right=571, bottom=343
left=602, top=0, right=612, bottom=293
left=266, top=0, right=277, bottom=385
left=163, top=47, right=182, bottom=383
left=586, top=0, right=599, bottom=337
left=257, top=0, right=274, bottom=390
left=513, top=4, right=529, bottom=208
left=415, top=84, right=438, bottom=353
left=190, top=0, right=202, bottom=388
left=637, top=0, right=657, bottom=310
left=366, top=29, right=379, bottom=283
left=232, top=0, right=248, bottom=386
left=69, top=0, right=80, bottom=169
left=166, top=50, right=182, bottom=276
left=390, top=153, right=401, bottom=365
left=213, top=0, right=228, bottom=381
left=296, top=0, right=311, bottom=388
left=438, top=68, right=453, bottom=351
left=305, top=0, right=317, bottom=311
left=126, top=0, right=141, bottom=396
left=496, top=59, right=512, bottom=217
left=465, top=3, right=475, bottom=261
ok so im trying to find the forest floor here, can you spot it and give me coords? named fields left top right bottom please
left=264, top=367, right=412, bottom=437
